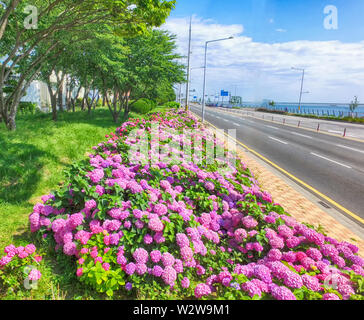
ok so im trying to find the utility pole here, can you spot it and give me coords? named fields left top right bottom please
left=185, top=17, right=192, bottom=111
left=298, top=69, right=305, bottom=111
left=292, top=67, right=306, bottom=111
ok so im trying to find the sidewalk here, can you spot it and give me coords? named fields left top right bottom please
left=194, top=112, right=364, bottom=258
left=234, top=145, right=364, bottom=258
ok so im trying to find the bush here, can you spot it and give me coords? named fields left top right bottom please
left=0, top=244, right=44, bottom=296
left=164, top=101, right=180, bottom=109
left=75, top=98, right=84, bottom=108
left=130, top=99, right=156, bottom=114
left=256, top=108, right=287, bottom=115
left=19, top=102, right=37, bottom=115
left=27, top=111, right=364, bottom=300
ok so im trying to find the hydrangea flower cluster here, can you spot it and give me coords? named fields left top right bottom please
left=0, top=244, right=43, bottom=292
left=27, top=111, right=364, bottom=300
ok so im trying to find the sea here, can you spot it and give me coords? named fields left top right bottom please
left=236, top=102, right=364, bottom=118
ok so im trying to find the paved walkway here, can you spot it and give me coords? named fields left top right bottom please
left=234, top=146, right=364, bottom=258
left=194, top=112, right=364, bottom=258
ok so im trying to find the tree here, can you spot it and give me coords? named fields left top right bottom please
left=118, top=30, right=185, bottom=119
left=349, top=96, right=359, bottom=118
left=87, top=29, right=185, bottom=123
left=0, top=0, right=176, bottom=130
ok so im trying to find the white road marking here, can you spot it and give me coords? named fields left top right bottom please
left=269, top=136, right=288, bottom=145
left=336, top=144, right=364, bottom=154
left=328, top=130, right=343, bottom=134
left=290, top=132, right=313, bottom=139
left=223, top=118, right=229, bottom=122
left=265, top=125, right=279, bottom=130
left=310, top=153, right=352, bottom=169
left=233, top=122, right=241, bottom=127
left=346, top=134, right=361, bottom=138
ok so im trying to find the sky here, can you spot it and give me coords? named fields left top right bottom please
left=161, top=0, right=364, bottom=103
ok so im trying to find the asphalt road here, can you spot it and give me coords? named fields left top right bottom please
left=190, top=104, right=364, bottom=223
left=215, top=107, right=364, bottom=140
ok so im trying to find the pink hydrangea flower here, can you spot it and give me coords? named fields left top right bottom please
left=194, top=283, right=211, bottom=299
left=181, top=277, right=190, bottom=288
left=28, top=268, right=42, bottom=281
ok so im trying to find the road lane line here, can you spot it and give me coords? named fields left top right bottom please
left=204, top=106, right=364, bottom=143
left=310, top=153, right=352, bottom=169
left=265, top=125, right=279, bottom=130
left=194, top=114, right=364, bottom=225
left=328, top=130, right=343, bottom=134
left=269, top=136, right=289, bottom=145
left=290, top=132, right=313, bottom=139
left=336, top=144, right=364, bottom=154
left=233, top=122, right=241, bottom=127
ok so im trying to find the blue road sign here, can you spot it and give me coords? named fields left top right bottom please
left=221, top=90, right=229, bottom=97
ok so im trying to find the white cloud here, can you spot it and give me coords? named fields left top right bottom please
left=162, top=16, right=364, bottom=103
left=275, top=28, right=287, bottom=33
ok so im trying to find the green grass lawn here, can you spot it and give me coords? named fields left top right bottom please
left=0, top=107, right=169, bottom=299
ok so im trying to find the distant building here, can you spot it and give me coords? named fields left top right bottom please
left=22, top=80, right=54, bottom=112
left=22, top=73, right=84, bottom=112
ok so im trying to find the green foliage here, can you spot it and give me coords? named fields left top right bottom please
left=0, top=250, right=44, bottom=296
left=349, top=96, right=359, bottom=113
left=164, top=101, right=181, bottom=109
left=130, top=99, right=156, bottom=114
left=0, top=0, right=177, bottom=130
left=19, top=102, right=37, bottom=115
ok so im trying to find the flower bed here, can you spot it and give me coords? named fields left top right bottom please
left=27, top=110, right=364, bottom=300
left=0, top=244, right=43, bottom=295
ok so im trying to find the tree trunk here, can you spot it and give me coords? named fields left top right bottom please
left=58, top=84, right=63, bottom=112
left=0, top=0, right=21, bottom=41
left=113, top=112, right=119, bottom=123
left=6, top=115, right=16, bottom=131
left=47, top=82, right=58, bottom=121
left=56, top=72, right=65, bottom=112
left=66, top=85, right=71, bottom=111
left=94, top=93, right=100, bottom=110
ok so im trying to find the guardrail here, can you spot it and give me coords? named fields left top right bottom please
left=212, top=106, right=362, bottom=139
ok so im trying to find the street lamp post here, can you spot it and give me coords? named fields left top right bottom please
left=292, top=67, right=306, bottom=111
left=202, top=36, right=234, bottom=122
left=188, top=66, right=204, bottom=106
left=185, top=17, right=192, bottom=111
